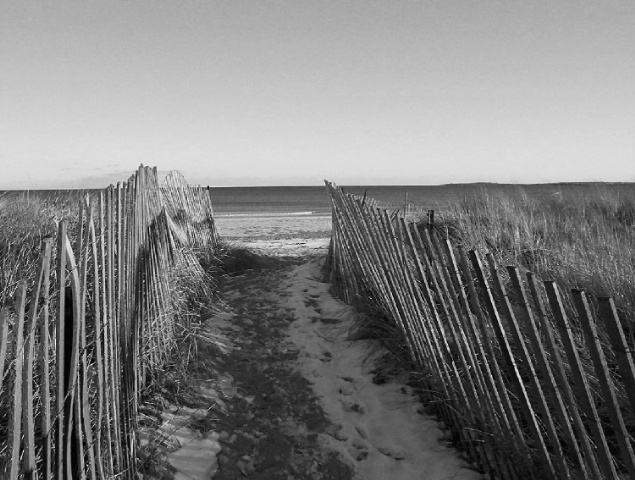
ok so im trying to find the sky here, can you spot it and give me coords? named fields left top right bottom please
left=1, top=1, right=634, bottom=189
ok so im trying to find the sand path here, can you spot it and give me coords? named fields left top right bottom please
left=208, top=259, right=355, bottom=479
left=158, top=251, right=482, bottom=479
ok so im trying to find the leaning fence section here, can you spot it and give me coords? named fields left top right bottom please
left=0, top=166, right=219, bottom=478
left=325, top=180, right=635, bottom=479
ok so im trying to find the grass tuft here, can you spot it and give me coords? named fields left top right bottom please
left=426, top=185, right=635, bottom=326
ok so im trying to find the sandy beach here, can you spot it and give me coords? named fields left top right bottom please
left=215, top=213, right=332, bottom=257
left=143, top=214, right=481, bottom=480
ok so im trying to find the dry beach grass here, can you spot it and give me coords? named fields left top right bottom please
left=433, top=185, right=635, bottom=331
left=2, top=183, right=635, bottom=478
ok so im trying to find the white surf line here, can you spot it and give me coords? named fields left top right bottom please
left=285, top=258, right=484, bottom=480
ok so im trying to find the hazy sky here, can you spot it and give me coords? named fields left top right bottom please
left=1, top=1, right=634, bottom=188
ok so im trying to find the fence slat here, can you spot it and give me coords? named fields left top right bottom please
left=443, top=241, right=513, bottom=479
left=599, top=297, right=635, bottom=416
left=22, top=239, right=52, bottom=479
left=323, top=181, right=635, bottom=479
left=55, top=220, right=68, bottom=479
left=1, top=166, right=223, bottom=478
left=39, top=238, right=53, bottom=480
left=572, top=289, right=635, bottom=479
left=63, top=225, right=86, bottom=479
left=468, top=249, right=533, bottom=475
left=98, top=189, right=114, bottom=477
left=526, top=273, right=601, bottom=478
left=457, top=246, right=524, bottom=479
left=405, top=224, right=491, bottom=467
left=544, top=281, right=618, bottom=479
left=8, top=282, right=27, bottom=479
left=485, top=257, right=557, bottom=479
left=0, top=308, right=10, bottom=396
left=508, top=267, right=581, bottom=479
left=79, top=198, right=98, bottom=480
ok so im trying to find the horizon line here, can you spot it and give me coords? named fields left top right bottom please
left=2, top=179, right=634, bottom=192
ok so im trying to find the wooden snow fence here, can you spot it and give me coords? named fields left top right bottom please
left=0, top=166, right=218, bottom=479
left=325, top=180, right=635, bottom=479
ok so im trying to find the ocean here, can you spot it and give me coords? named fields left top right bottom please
left=4, top=182, right=633, bottom=217
left=208, top=183, right=635, bottom=216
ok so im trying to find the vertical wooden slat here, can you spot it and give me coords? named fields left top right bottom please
left=526, top=273, right=602, bottom=478
left=401, top=223, right=490, bottom=473
left=544, top=281, right=618, bottom=478
left=484, top=255, right=556, bottom=478
left=0, top=167, right=227, bottom=478
left=404, top=224, right=487, bottom=465
left=599, top=297, right=635, bottom=415
left=572, top=289, right=635, bottom=478
left=465, top=249, right=531, bottom=476
left=8, top=282, right=27, bottom=479
left=64, top=227, right=85, bottom=479
left=55, top=220, right=68, bottom=479
left=23, top=239, right=52, bottom=479
left=112, top=182, right=123, bottom=471
left=39, top=238, right=53, bottom=480
left=98, top=190, right=114, bottom=478
left=0, top=308, right=10, bottom=395
left=443, top=239, right=515, bottom=478
left=79, top=197, right=97, bottom=480
left=507, top=267, right=582, bottom=479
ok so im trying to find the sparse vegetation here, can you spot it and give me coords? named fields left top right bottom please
left=428, top=185, right=635, bottom=324
left=0, top=172, right=231, bottom=477
left=327, top=180, right=635, bottom=478
left=0, top=192, right=77, bottom=307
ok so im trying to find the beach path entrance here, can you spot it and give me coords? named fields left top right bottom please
left=155, top=246, right=482, bottom=479
left=141, top=209, right=481, bottom=479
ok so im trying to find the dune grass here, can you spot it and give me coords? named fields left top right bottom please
left=0, top=192, right=78, bottom=308
left=329, top=183, right=635, bottom=476
left=0, top=189, right=230, bottom=475
left=427, top=185, right=635, bottom=323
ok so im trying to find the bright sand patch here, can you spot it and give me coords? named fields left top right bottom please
left=284, top=259, right=483, bottom=480
left=160, top=408, right=222, bottom=479
left=215, top=213, right=331, bottom=257
left=162, top=214, right=481, bottom=479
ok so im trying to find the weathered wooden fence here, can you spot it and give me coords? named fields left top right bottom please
left=325, top=180, right=635, bottom=479
left=0, top=166, right=218, bottom=478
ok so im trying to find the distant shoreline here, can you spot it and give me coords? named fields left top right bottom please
left=215, top=211, right=331, bottom=218
left=2, top=180, right=634, bottom=194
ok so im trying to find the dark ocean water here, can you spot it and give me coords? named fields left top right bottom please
left=4, top=183, right=633, bottom=216
left=209, top=183, right=635, bottom=215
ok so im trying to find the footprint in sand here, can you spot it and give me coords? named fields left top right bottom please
left=354, top=424, right=368, bottom=440
left=333, top=428, right=349, bottom=442
left=376, top=444, right=408, bottom=460
left=348, top=438, right=370, bottom=461
left=337, top=381, right=354, bottom=396
left=339, top=396, right=365, bottom=414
